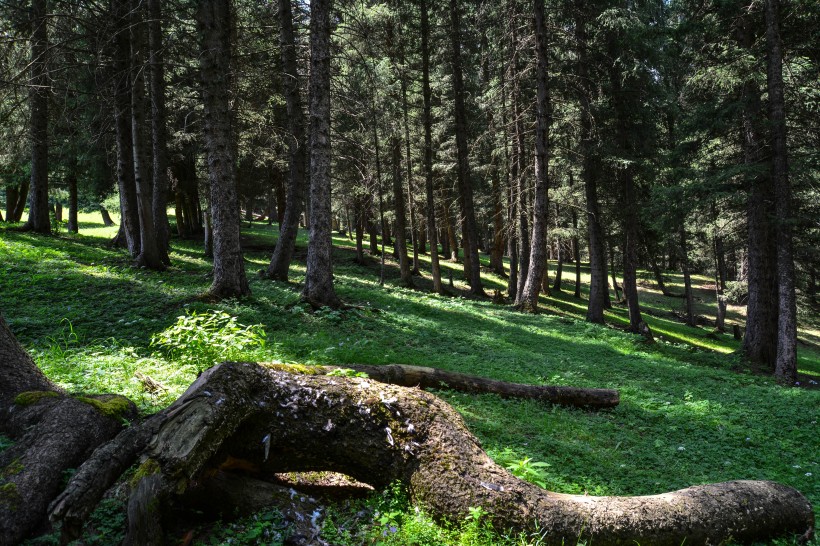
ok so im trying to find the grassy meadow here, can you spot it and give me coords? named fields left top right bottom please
left=0, top=212, right=818, bottom=545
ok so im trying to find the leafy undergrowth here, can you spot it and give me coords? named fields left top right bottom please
left=2, top=213, right=818, bottom=545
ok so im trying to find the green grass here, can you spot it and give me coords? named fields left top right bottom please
left=2, top=212, right=818, bottom=545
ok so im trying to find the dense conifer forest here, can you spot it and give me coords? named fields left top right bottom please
left=0, top=0, right=818, bottom=544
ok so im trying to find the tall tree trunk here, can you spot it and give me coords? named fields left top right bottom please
left=421, top=0, right=443, bottom=294
left=112, top=0, right=140, bottom=256
left=267, top=0, right=307, bottom=282
left=392, top=136, right=414, bottom=287
left=712, top=205, right=728, bottom=292
left=576, top=13, right=607, bottom=323
left=130, top=0, right=164, bottom=270
left=569, top=172, right=581, bottom=298
left=619, top=177, right=642, bottom=332
left=449, top=0, right=483, bottom=296
left=680, top=226, right=696, bottom=327
left=303, top=0, right=340, bottom=307
left=443, top=198, right=459, bottom=262
left=766, top=0, right=797, bottom=384
left=648, top=249, right=678, bottom=297
left=11, top=183, right=28, bottom=223
left=714, top=239, right=727, bottom=333
left=354, top=197, right=365, bottom=263
left=513, top=88, right=529, bottom=299
left=22, top=0, right=50, bottom=234
left=609, top=243, right=622, bottom=304
left=100, top=206, right=116, bottom=227
left=553, top=205, right=564, bottom=293
left=370, top=108, right=388, bottom=285
left=398, top=38, right=421, bottom=277
left=516, top=0, right=550, bottom=312
left=368, top=204, right=379, bottom=256
left=608, top=43, right=643, bottom=333
left=67, top=156, right=78, bottom=233
left=197, top=0, right=249, bottom=298
left=738, top=19, right=778, bottom=369
left=5, top=186, right=18, bottom=221
left=501, top=69, right=518, bottom=299
left=490, top=169, right=506, bottom=277
left=148, top=0, right=171, bottom=264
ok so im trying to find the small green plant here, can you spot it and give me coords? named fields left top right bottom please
left=465, top=506, right=487, bottom=523
left=45, top=319, right=79, bottom=360
left=150, top=310, right=266, bottom=371
left=495, top=448, right=551, bottom=489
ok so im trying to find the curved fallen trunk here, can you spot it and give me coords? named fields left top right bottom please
left=54, top=362, right=814, bottom=545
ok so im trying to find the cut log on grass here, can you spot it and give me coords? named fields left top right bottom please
left=337, top=363, right=620, bottom=409
left=52, top=362, right=814, bottom=545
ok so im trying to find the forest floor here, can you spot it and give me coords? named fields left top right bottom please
left=1, top=213, right=818, bottom=546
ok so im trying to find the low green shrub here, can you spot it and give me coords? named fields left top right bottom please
left=150, top=310, right=266, bottom=371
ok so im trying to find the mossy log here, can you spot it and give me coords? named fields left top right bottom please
left=52, top=362, right=814, bottom=545
left=0, top=393, right=135, bottom=544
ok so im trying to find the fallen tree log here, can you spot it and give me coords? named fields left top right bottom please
left=339, top=363, right=620, bottom=409
left=52, top=362, right=814, bottom=545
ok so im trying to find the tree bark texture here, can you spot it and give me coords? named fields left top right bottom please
left=397, top=31, right=421, bottom=278
left=449, top=0, right=484, bottom=296
left=570, top=172, right=581, bottom=298
left=765, top=0, right=797, bottom=384
left=99, top=206, right=116, bottom=227
left=130, top=0, right=164, bottom=271
left=303, top=0, right=340, bottom=307
left=608, top=42, right=643, bottom=333
left=9, top=182, right=29, bottom=223
left=267, top=0, right=307, bottom=282
left=421, top=0, right=443, bottom=295
left=681, top=226, right=696, bottom=327
left=22, top=0, right=50, bottom=234
left=50, top=362, right=815, bottom=546
left=736, top=13, right=778, bottom=370
left=501, top=66, right=519, bottom=299
left=0, top=316, right=53, bottom=408
left=198, top=0, right=250, bottom=299
left=392, top=136, right=414, bottom=287
left=148, top=0, right=171, bottom=264
left=576, top=13, right=607, bottom=324
left=513, top=89, right=530, bottom=300
left=5, top=186, right=17, bottom=222
left=516, top=0, right=550, bottom=313
left=67, top=157, right=79, bottom=233
left=112, top=0, right=141, bottom=257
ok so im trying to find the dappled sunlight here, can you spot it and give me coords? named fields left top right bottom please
left=2, top=217, right=818, bottom=537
